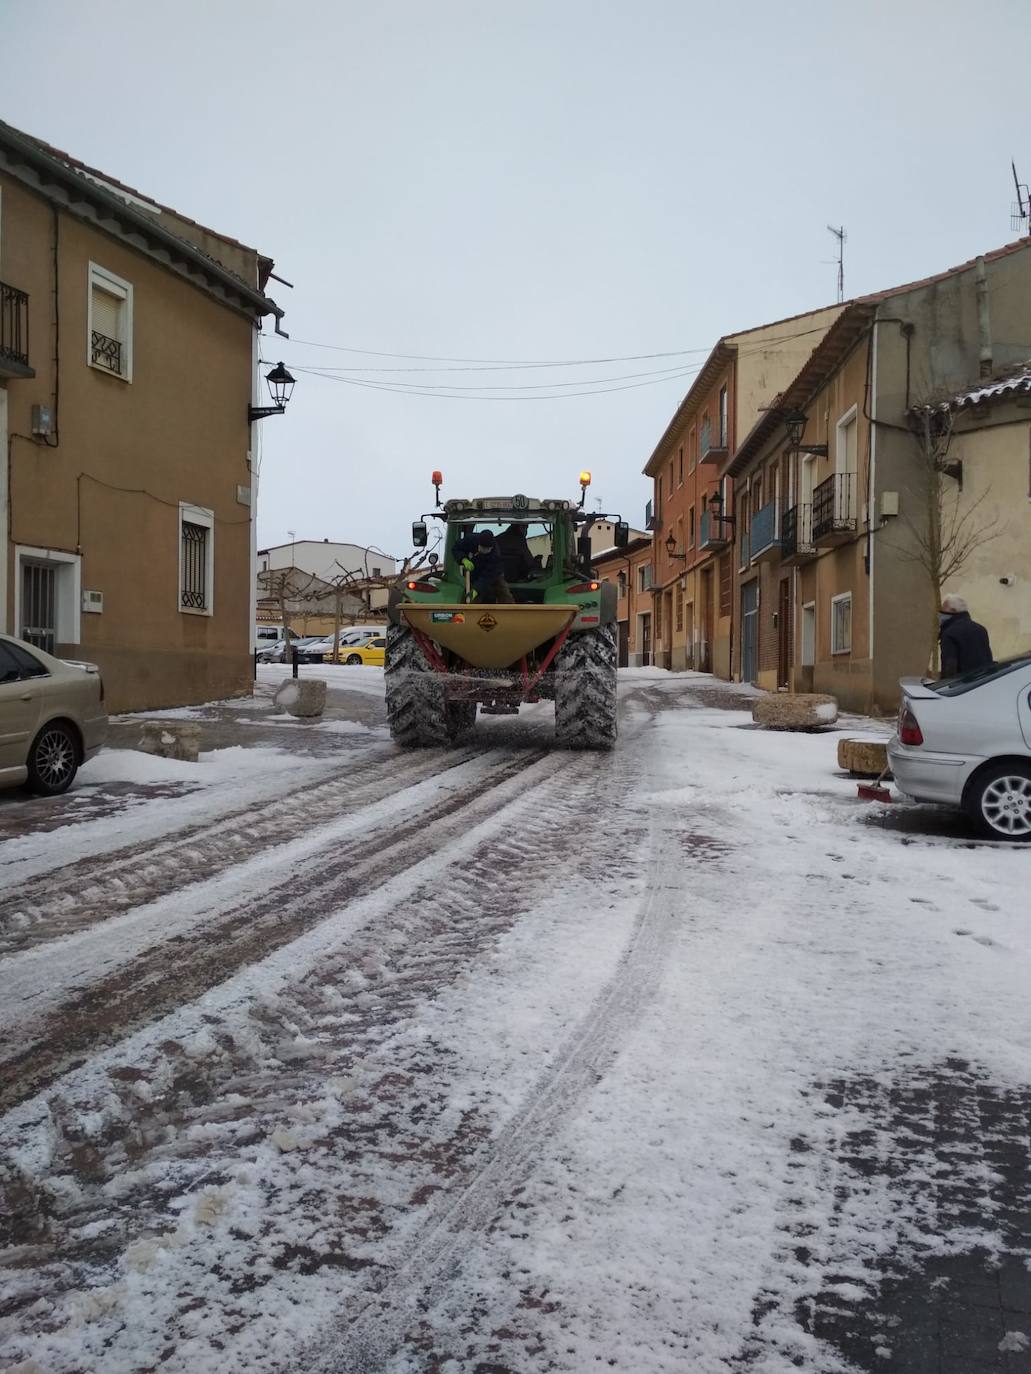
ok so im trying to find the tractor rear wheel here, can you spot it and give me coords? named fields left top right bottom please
left=554, top=624, right=618, bottom=751
left=384, top=625, right=448, bottom=747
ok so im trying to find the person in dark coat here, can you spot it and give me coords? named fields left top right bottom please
left=939, top=595, right=993, bottom=677
left=496, top=523, right=537, bottom=582
left=452, top=529, right=513, bottom=603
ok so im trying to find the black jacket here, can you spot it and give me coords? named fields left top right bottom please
left=940, top=611, right=993, bottom=677
left=453, top=533, right=504, bottom=587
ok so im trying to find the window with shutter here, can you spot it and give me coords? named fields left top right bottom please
left=88, top=263, right=133, bottom=380
left=179, top=503, right=214, bottom=615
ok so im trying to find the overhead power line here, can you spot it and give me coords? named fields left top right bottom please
left=287, top=365, right=706, bottom=401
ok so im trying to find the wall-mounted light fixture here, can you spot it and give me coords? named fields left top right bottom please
left=782, top=407, right=828, bottom=456
left=708, top=490, right=736, bottom=531
left=249, top=361, right=296, bottom=423
left=665, top=531, right=687, bottom=561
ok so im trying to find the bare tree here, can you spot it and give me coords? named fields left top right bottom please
left=893, top=405, right=1001, bottom=670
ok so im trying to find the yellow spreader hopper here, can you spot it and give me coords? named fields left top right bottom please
left=401, top=603, right=577, bottom=670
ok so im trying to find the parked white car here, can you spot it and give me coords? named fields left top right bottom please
left=0, top=634, right=108, bottom=796
left=888, top=653, right=1031, bottom=840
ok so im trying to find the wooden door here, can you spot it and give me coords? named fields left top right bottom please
left=777, top=578, right=791, bottom=688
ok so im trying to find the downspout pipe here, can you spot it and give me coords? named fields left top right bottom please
left=976, top=256, right=993, bottom=379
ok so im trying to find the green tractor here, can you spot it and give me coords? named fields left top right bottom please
left=386, top=472, right=630, bottom=750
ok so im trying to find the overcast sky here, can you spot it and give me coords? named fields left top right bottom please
left=7, top=0, right=1031, bottom=559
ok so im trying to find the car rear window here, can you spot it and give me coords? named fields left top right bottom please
left=933, top=653, right=1031, bottom=697
left=5, top=642, right=49, bottom=678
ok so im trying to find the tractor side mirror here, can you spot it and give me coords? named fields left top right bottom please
left=614, top=522, right=630, bottom=548
left=412, top=521, right=428, bottom=547
left=427, top=551, right=439, bottom=566
left=577, top=533, right=592, bottom=565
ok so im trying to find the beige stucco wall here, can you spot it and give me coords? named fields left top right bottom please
left=1, top=173, right=257, bottom=711
left=939, top=417, right=1031, bottom=660
left=731, top=305, right=843, bottom=438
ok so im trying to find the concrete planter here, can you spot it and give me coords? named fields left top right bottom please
left=837, top=738, right=891, bottom=778
left=136, top=721, right=201, bottom=762
left=274, top=678, right=327, bottom=718
left=752, top=693, right=839, bottom=731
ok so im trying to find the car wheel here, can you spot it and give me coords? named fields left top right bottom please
left=27, top=722, right=80, bottom=797
left=966, top=763, right=1031, bottom=842
left=346, top=654, right=363, bottom=665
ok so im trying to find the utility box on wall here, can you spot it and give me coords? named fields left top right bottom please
left=82, top=590, right=104, bottom=613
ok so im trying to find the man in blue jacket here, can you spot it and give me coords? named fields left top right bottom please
left=452, top=529, right=514, bottom=603
left=939, top=594, right=993, bottom=677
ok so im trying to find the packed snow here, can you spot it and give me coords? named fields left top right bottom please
left=1, top=671, right=1029, bottom=1373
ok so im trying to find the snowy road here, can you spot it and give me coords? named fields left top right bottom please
left=2, top=672, right=1031, bottom=1374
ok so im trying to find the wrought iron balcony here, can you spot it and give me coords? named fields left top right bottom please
left=781, top=503, right=817, bottom=563
left=749, top=500, right=780, bottom=561
left=699, top=416, right=729, bottom=466
left=91, top=330, right=124, bottom=375
left=0, top=281, right=34, bottom=379
left=812, top=472, right=857, bottom=544
left=699, top=509, right=730, bottom=550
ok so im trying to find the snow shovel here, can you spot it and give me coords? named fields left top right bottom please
left=857, top=765, right=893, bottom=804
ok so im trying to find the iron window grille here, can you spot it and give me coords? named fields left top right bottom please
left=91, top=330, right=123, bottom=374
left=181, top=521, right=209, bottom=610
left=1, top=281, right=30, bottom=369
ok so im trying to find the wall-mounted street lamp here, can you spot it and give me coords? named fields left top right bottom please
left=782, top=408, right=828, bottom=456
left=665, top=531, right=687, bottom=561
left=249, top=361, right=297, bottom=423
left=708, top=490, right=736, bottom=531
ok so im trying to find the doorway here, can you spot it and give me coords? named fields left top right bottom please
left=777, top=579, right=791, bottom=688
left=617, top=620, right=629, bottom=668
left=639, top=613, right=652, bottom=667
left=700, top=568, right=714, bottom=673
left=740, top=580, right=758, bottom=683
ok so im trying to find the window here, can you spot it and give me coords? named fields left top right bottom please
left=689, top=427, right=697, bottom=474
left=638, top=564, right=653, bottom=592
left=15, top=546, right=81, bottom=649
left=678, top=447, right=684, bottom=486
left=88, top=263, right=133, bottom=381
left=656, top=475, right=663, bottom=521
left=719, top=553, right=732, bottom=616
left=719, top=385, right=728, bottom=447
left=0, top=640, right=48, bottom=682
left=371, top=566, right=382, bottom=576
left=801, top=603, right=816, bottom=666
left=676, top=595, right=684, bottom=632
left=179, top=502, right=214, bottom=615
left=669, top=460, right=674, bottom=492
left=688, top=506, right=695, bottom=548
left=831, top=593, right=852, bottom=655
left=617, top=571, right=627, bottom=597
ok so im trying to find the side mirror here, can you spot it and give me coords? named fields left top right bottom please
left=614, top=522, right=630, bottom=548
left=577, top=533, right=592, bottom=565
left=412, top=521, right=428, bottom=548
left=427, top=551, right=439, bottom=566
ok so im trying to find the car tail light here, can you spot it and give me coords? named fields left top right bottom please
left=899, top=705, right=923, bottom=746
left=406, top=581, right=437, bottom=592
left=566, top=581, right=601, bottom=594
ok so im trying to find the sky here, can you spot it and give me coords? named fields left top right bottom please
left=6, top=0, right=1031, bottom=560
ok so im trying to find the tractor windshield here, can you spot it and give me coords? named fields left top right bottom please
left=448, top=521, right=554, bottom=581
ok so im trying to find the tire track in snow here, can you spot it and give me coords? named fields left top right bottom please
left=308, top=807, right=679, bottom=1372
left=0, top=745, right=556, bottom=1112
left=0, top=744, right=481, bottom=958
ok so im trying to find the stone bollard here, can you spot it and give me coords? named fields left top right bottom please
left=837, top=737, right=891, bottom=778
left=274, top=677, right=326, bottom=718
left=752, top=693, right=839, bottom=731
left=136, top=721, right=201, bottom=762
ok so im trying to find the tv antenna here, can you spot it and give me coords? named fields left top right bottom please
left=1011, top=160, right=1029, bottom=234
left=827, top=224, right=846, bottom=303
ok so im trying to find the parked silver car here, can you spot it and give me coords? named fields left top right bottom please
left=0, top=634, right=108, bottom=796
left=888, top=653, right=1031, bottom=840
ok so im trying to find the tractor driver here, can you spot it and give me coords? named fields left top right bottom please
left=452, top=528, right=514, bottom=603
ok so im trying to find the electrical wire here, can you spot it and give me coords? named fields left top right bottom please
left=288, top=366, right=705, bottom=401
left=281, top=361, right=704, bottom=392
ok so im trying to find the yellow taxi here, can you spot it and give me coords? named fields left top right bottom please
left=336, top=635, right=387, bottom=666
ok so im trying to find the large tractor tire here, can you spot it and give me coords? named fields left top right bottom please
left=554, top=624, right=618, bottom=751
left=385, top=625, right=447, bottom=747
left=385, top=626, right=476, bottom=747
